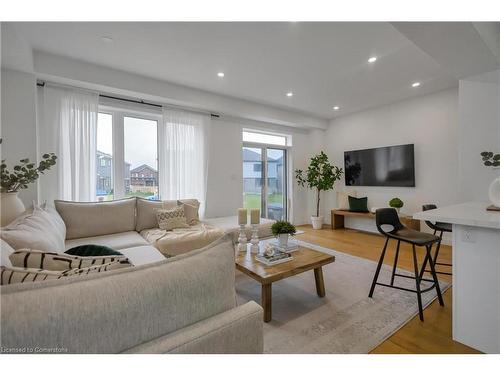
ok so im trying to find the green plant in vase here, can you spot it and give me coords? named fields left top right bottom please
left=389, top=197, right=404, bottom=213
left=271, top=220, right=296, bottom=247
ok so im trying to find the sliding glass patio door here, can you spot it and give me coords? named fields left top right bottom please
left=242, top=146, right=287, bottom=220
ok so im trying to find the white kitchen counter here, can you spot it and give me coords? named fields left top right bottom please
left=413, top=202, right=500, bottom=354
left=413, top=201, right=500, bottom=229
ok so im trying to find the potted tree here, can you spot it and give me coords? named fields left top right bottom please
left=0, top=138, right=57, bottom=226
left=295, top=151, right=343, bottom=229
left=271, top=220, right=296, bottom=247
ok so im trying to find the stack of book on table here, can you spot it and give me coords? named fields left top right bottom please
left=255, top=248, right=293, bottom=266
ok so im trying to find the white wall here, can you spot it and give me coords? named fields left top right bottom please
left=0, top=68, right=38, bottom=206
left=458, top=70, right=500, bottom=202
left=323, top=88, right=459, bottom=239
left=205, top=117, right=323, bottom=225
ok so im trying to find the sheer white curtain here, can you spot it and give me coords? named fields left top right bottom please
left=159, top=108, right=210, bottom=217
left=37, top=85, right=98, bottom=203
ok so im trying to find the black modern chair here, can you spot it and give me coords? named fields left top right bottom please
left=419, top=204, right=452, bottom=277
left=368, top=208, right=444, bottom=321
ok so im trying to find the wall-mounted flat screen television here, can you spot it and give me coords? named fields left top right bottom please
left=344, top=144, right=415, bottom=187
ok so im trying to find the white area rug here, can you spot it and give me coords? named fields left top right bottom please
left=235, top=240, right=450, bottom=353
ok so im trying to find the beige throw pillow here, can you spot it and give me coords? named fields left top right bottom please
left=180, top=203, right=200, bottom=225
left=1, top=206, right=66, bottom=253
left=136, top=198, right=178, bottom=232
left=155, top=206, right=190, bottom=231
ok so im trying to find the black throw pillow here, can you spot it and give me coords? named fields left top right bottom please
left=65, top=244, right=122, bottom=257
left=348, top=196, right=369, bottom=213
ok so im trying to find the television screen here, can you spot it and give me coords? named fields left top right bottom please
left=344, top=144, right=415, bottom=187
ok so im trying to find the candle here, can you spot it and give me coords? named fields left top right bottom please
left=250, top=209, right=260, bottom=224
left=238, top=208, right=247, bottom=225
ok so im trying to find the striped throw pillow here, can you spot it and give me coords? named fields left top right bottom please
left=9, top=249, right=130, bottom=271
left=1, top=260, right=127, bottom=285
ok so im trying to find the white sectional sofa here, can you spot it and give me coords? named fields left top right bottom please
left=53, top=197, right=274, bottom=259
left=0, top=197, right=274, bottom=353
left=1, top=235, right=264, bottom=353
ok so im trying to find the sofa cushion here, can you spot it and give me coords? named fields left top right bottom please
left=119, top=245, right=165, bottom=266
left=0, top=235, right=237, bottom=353
left=135, top=199, right=178, bottom=232
left=65, top=231, right=149, bottom=251
left=55, top=198, right=136, bottom=239
left=9, top=249, right=129, bottom=271
left=1, top=206, right=66, bottom=253
left=202, top=216, right=274, bottom=242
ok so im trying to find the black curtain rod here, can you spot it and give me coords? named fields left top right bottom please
left=37, top=81, right=220, bottom=118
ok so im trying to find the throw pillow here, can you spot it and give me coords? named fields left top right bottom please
left=1, top=260, right=127, bottom=286
left=65, top=244, right=122, bottom=257
left=1, top=206, right=66, bottom=253
left=348, top=196, right=369, bottom=213
left=1, top=239, right=16, bottom=267
left=136, top=198, right=178, bottom=232
left=9, top=249, right=130, bottom=271
left=155, top=206, right=190, bottom=231
left=179, top=203, right=200, bottom=225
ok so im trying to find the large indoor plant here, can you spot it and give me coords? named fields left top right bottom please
left=481, top=151, right=500, bottom=208
left=0, top=138, right=57, bottom=225
left=295, top=151, right=343, bottom=229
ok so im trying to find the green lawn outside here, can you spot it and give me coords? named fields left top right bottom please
left=243, top=193, right=283, bottom=210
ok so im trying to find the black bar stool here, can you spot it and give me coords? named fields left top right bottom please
left=368, top=208, right=444, bottom=321
left=419, top=204, right=452, bottom=278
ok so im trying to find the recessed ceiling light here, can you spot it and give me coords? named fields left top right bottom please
left=286, top=92, right=293, bottom=97
left=101, top=36, right=114, bottom=43
left=368, top=56, right=377, bottom=63
left=412, top=82, right=421, bottom=88
left=333, top=106, right=340, bottom=111
left=217, top=72, right=225, bottom=78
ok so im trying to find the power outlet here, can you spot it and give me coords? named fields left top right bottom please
left=461, top=227, right=476, bottom=243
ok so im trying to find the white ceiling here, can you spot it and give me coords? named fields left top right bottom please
left=0, top=22, right=483, bottom=119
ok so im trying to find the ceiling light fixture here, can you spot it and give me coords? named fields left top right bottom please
left=286, top=92, right=293, bottom=97
left=101, top=36, right=114, bottom=43
left=217, top=72, right=225, bottom=78
left=333, top=106, right=340, bottom=111
left=412, top=82, right=421, bottom=88
left=368, top=56, right=377, bottom=63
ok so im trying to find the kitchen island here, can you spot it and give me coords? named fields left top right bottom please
left=414, top=202, right=500, bottom=353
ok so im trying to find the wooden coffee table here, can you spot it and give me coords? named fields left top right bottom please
left=235, top=246, right=335, bottom=322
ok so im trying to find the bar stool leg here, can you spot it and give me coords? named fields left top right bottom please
left=369, top=237, right=389, bottom=298
left=426, top=244, right=445, bottom=306
left=412, top=244, right=424, bottom=321
left=433, top=231, right=444, bottom=266
left=390, top=240, right=401, bottom=286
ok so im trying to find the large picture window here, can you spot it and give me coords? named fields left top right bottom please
left=95, top=106, right=160, bottom=201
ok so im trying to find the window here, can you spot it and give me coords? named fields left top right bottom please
left=242, top=130, right=289, bottom=221
left=96, top=113, right=113, bottom=201
left=243, top=130, right=289, bottom=146
left=124, top=116, right=158, bottom=200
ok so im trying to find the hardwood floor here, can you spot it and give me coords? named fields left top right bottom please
left=295, top=224, right=480, bottom=354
